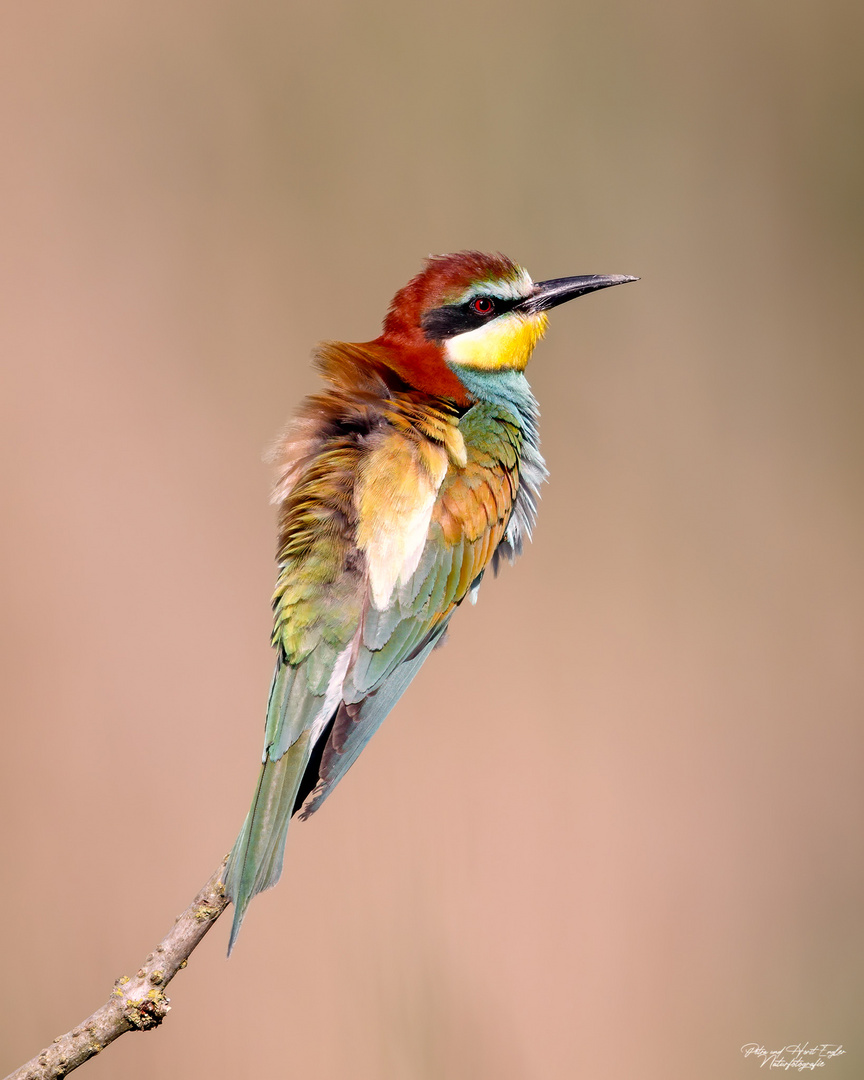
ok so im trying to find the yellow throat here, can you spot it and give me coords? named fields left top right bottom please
left=444, top=311, right=549, bottom=372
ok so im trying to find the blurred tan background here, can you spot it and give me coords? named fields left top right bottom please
left=1, top=2, right=863, bottom=1078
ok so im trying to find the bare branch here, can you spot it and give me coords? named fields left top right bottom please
left=3, top=859, right=229, bottom=1080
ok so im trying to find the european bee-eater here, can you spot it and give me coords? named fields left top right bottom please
left=224, top=251, right=636, bottom=951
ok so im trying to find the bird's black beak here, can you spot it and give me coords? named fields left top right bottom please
left=517, top=274, right=638, bottom=314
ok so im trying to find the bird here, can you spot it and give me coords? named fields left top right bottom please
left=223, top=251, right=636, bottom=951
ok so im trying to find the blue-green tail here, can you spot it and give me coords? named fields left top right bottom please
left=223, top=731, right=311, bottom=954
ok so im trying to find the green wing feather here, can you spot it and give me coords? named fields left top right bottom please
left=300, top=401, right=525, bottom=817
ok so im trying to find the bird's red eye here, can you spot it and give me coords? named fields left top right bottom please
left=471, top=296, right=494, bottom=315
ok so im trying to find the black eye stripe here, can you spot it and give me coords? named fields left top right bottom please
left=421, top=295, right=521, bottom=341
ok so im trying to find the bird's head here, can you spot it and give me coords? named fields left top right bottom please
left=375, top=251, right=636, bottom=404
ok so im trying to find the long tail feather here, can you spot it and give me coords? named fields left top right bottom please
left=223, top=731, right=311, bottom=954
